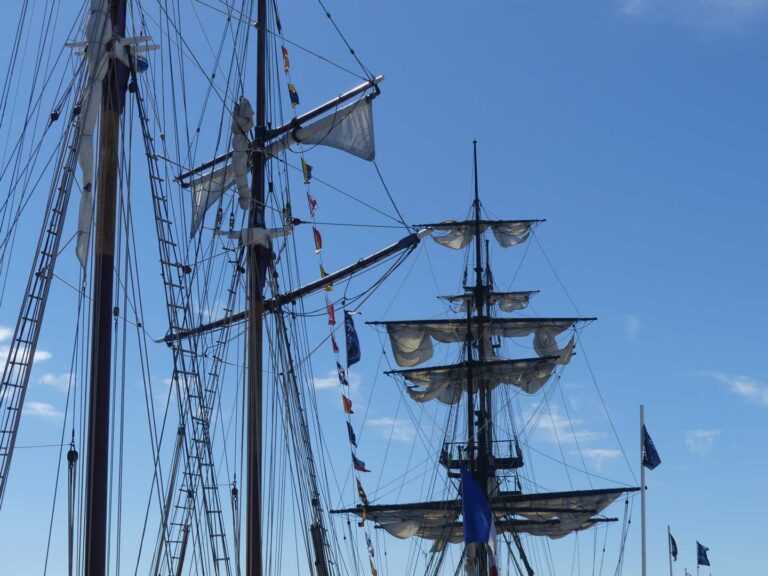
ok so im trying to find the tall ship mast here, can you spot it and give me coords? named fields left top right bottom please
left=0, top=1, right=639, bottom=574
left=333, top=142, right=639, bottom=575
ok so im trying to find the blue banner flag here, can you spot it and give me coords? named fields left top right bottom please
left=697, top=542, right=710, bottom=566
left=460, top=467, right=496, bottom=553
left=669, top=532, right=678, bottom=561
left=641, top=425, right=661, bottom=470
left=345, top=311, right=361, bottom=368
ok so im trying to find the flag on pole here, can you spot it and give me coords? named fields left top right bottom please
left=288, top=83, right=300, bottom=107
left=326, top=302, right=336, bottom=325
left=313, top=226, right=322, bottom=253
left=352, top=454, right=370, bottom=472
left=641, top=425, right=661, bottom=470
left=697, top=542, right=710, bottom=566
left=342, top=394, right=353, bottom=414
left=669, top=532, right=678, bottom=561
left=366, top=533, right=375, bottom=557
left=368, top=558, right=377, bottom=576
left=320, top=264, right=333, bottom=291
left=345, top=311, right=361, bottom=367
left=460, top=466, right=497, bottom=572
left=307, top=192, right=317, bottom=217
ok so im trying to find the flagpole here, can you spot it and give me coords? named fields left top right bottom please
left=641, top=404, right=647, bottom=576
left=668, top=526, right=673, bottom=576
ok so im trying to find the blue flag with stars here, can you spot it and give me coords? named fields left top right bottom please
left=642, top=425, right=661, bottom=470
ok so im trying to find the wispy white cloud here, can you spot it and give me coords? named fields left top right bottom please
left=39, top=372, right=74, bottom=392
left=527, top=407, right=601, bottom=445
left=25, top=401, right=62, bottom=419
left=702, top=371, right=768, bottom=406
left=616, top=0, right=768, bottom=30
left=313, top=369, right=360, bottom=391
left=367, top=417, right=415, bottom=442
left=0, top=326, right=12, bottom=342
left=579, top=448, right=622, bottom=469
left=0, top=345, right=52, bottom=366
left=624, top=315, right=640, bottom=341
left=685, top=428, right=721, bottom=456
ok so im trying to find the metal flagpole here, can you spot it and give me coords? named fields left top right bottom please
left=641, top=404, right=647, bottom=576
left=668, top=526, right=673, bottom=576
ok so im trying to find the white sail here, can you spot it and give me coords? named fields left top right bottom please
left=348, top=489, right=629, bottom=545
left=380, top=319, right=578, bottom=367
left=189, top=97, right=253, bottom=236
left=392, top=358, right=558, bottom=404
left=266, top=97, right=375, bottom=161
left=430, top=220, right=532, bottom=250
left=75, top=0, right=111, bottom=268
left=441, top=291, right=537, bottom=313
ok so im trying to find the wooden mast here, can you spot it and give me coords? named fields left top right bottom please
left=246, top=0, right=269, bottom=573
left=83, top=1, right=128, bottom=575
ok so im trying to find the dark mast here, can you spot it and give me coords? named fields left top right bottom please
left=83, top=1, right=129, bottom=575
left=246, top=0, right=269, bottom=574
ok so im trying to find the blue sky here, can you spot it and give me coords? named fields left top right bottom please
left=0, top=0, right=767, bottom=574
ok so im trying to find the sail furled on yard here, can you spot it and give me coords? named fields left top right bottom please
left=371, top=318, right=589, bottom=367
left=266, top=97, right=375, bottom=161
left=333, top=487, right=636, bottom=547
left=75, top=0, right=111, bottom=267
left=440, top=291, right=538, bottom=313
left=386, top=357, right=559, bottom=404
left=424, top=220, right=539, bottom=250
left=189, top=98, right=253, bottom=236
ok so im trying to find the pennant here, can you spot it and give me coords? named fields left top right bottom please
left=669, top=532, right=678, bottom=561
left=320, top=263, right=333, bottom=292
left=368, top=558, right=377, bottom=576
left=697, top=542, right=710, bottom=566
left=331, top=333, right=340, bottom=354
left=460, top=466, right=496, bottom=567
left=326, top=302, right=336, bottom=325
left=301, top=157, right=313, bottom=183
left=342, top=394, right=353, bottom=414
left=641, top=425, right=661, bottom=470
left=347, top=421, right=357, bottom=447
left=344, top=311, right=361, bottom=368
left=366, top=533, right=375, bottom=557
left=336, top=362, right=348, bottom=386
left=307, top=192, right=317, bottom=217
left=352, top=454, right=370, bottom=472
left=356, top=478, right=369, bottom=507
left=288, top=83, right=300, bottom=107
left=281, top=46, right=290, bottom=73
left=313, top=227, right=322, bottom=253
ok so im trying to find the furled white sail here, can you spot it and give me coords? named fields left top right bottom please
left=75, top=0, right=111, bottom=267
left=391, top=358, right=558, bottom=404
left=189, top=97, right=253, bottom=236
left=379, top=319, right=578, bottom=367
left=266, top=97, right=375, bottom=161
left=430, top=220, right=533, bottom=250
left=344, top=488, right=629, bottom=544
left=441, top=291, right=537, bottom=313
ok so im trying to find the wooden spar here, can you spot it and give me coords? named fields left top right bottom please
left=175, top=75, right=384, bottom=185
left=83, top=1, right=128, bottom=576
left=158, top=229, right=427, bottom=345
left=246, top=0, right=268, bottom=573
